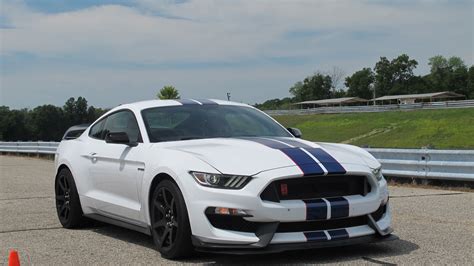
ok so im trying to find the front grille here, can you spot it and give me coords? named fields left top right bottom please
left=260, top=175, right=371, bottom=202
left=206, top=204, right=387, bottom=233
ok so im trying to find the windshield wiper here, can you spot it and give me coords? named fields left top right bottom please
left=179, top=136, right=204, bottom=140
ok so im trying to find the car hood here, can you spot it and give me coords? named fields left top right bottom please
left=163, top=137, right=380, bottom=176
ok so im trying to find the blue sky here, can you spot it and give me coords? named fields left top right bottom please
left=1, top=0, right=472, bottom=108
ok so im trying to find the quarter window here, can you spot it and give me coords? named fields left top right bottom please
left=89, top=119, right=107, bottom=140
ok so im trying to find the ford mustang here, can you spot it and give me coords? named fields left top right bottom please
left=54, top=99, right=395, bottom=259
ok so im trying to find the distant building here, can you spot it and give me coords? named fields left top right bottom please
left=294, top=97, right=369, bottom=108
left=374, top=91, right=465, bottom=105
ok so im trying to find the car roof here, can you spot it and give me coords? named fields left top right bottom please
left=111, top=99, right=251, bottom=113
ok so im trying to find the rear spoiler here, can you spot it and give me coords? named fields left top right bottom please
left=62, top=124, right=90, bottom=140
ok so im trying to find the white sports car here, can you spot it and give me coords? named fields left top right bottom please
left=54, top=99, right=395, bottom=259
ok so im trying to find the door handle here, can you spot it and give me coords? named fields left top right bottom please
left=90, top=152, right=98, bottom=162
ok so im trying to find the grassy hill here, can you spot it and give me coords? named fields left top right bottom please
left=274, top=108, right=474, bottom=149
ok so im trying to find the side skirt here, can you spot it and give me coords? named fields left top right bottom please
left=85, top=213, right=151, bottom=235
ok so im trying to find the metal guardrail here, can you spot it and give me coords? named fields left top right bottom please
left=0, top=142, right=472, bottom=181
left=366, top=148, right=474, bottom=182
left=265, top=99, right=474, bottom=116
left=0, top=141, right=59, bottom=154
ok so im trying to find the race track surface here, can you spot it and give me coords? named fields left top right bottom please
left=1, top=156, right=473, bottom=265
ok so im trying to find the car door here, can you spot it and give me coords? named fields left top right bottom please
left=85, top=110, right=146, bottom=222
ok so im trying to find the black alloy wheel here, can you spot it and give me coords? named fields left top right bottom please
left=55, top=168, right=88, bottom=228
left=151, top=179, right=193, bottom=259
left=56, top=173, right=71, bottom=221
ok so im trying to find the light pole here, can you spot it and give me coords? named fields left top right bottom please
left=370, top=84, right=376, bottom=106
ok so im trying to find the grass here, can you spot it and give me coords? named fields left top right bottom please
left=274, top=108, right=474, bottom=149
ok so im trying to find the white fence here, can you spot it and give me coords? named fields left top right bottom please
left=0, top=142, right=472, bottom=182
left=265, top=100, right=474, bottom=116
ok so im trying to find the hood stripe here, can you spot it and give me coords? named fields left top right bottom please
left=273, top=138, right=346, bottom=175
left=245, top=138, right=324, bottom=176
left=305, top=148, right=346, bottom=174
left=275, top=137, right=315, bottom=149
left=281, top=148, right=325, bottom=175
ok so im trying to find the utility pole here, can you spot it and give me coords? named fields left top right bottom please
left=227, top=92, right=231, bottom=101
left=371, top=84, right=376, bottom=106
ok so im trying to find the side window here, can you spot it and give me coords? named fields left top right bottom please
left=103, top=110, right=142, bottom=143
left=89, top=119, right=107, bottom=140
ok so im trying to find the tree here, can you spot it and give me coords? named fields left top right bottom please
left=63, top=97, right=89, bottom=126
left=75, top=97, right=89, bottom=124
left=345, top=68, right=374, bottom=99
left=290, top=73, right=332, bottom=101
left=0, top=107, right=31, bottom=141
left=390, top=54, right=418, bottom=94
left=374, top=54, right=418, bottom=96
left=428, top=55, right=469, bottom=96
left=373, top=57, right=392, bottom=97
left=327, top=66, right=345, bottom=94
left=289, top=81, right=304, bottom=101
left=254, top=97, right=294, bottom=110
left=468, top=66, right=474, bottom=99
left=157, top=86, right=180, bottom=99
left=30, top=105, right=64, bottom=141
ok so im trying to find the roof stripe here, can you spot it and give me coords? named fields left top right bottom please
left=175, top=99, right=200, bottom=105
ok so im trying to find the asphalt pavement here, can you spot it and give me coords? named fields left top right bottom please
left=1, top=155, right=473, bottom=265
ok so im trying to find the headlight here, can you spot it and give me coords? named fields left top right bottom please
left=372, top=167, right=383, bottom=181
left=190, top=172, right=252, bottom=189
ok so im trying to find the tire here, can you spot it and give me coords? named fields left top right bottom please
left=150, top=179, right=193, bottom=259
left=55, top=168, right=88, bottom=228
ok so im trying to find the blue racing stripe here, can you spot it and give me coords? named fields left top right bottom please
left=305, top=148, right=346, bottom=174
left=281, top=148, right=325, bottom=175
left=303, top=199, right=327, bottom=220
left=304, top=231, right=327, bottom=242
left=176, top=99, right=200, bottom=105
left=326, top=197, right=349, bottom=218
left=328, top=229, right=349, bottom=240
left=246, top=138, right=292, bottom=149
left=275, top=138, right=315, bottom=149
left=244, top=138, right=324, bottom=175
left=195, top=99, right=218, bottom=105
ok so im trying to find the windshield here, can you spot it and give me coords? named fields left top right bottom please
left=141, top=105, right=292, bottom=142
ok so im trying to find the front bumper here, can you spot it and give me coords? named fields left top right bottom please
left=181, top=165, right=392, bottom=251
left=193, top=233, right=398, bottom=255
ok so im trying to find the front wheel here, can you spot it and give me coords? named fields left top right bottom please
left=150, top=179, right=193, bottom=259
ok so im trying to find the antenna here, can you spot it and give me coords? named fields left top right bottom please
left=227, top=92, right=231, bottom=101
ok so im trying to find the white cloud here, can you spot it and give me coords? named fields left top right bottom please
left=0, top=0, right=472, bottom=108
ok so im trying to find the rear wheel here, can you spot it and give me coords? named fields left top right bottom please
left=151, top=179, right=193, bottom=259
left=55, top=168, right=88, bottom=228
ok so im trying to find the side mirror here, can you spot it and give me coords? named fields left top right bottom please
left=287, top=127, right=302, bottom=138
left=105, top=132, right=137, bottom=147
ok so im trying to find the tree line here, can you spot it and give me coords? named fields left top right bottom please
left=255, top=54, right=474, bottom=110
left=0, top=97, right=107, bottom=141
left=0, top=86, right=181, bottom=142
